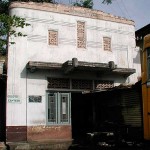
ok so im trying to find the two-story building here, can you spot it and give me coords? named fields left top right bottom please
left=7, top=1, right=141, bottom=145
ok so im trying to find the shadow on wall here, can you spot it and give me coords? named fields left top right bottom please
left=20, top=66, right=27, bottom=78
left=133, top=51, right=141, bottom=64
left=20, top=66, right=48, bottom=80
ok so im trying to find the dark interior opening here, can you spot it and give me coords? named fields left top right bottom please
left=71, top=85, right=143, bottom=143
left=71, top=93, right=93, bottom=141
left=71, top=92, right=123, bottom=141
left=0, top=78, right=6, bottom=142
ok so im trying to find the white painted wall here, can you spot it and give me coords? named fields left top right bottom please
left=6, top=5, right=141, bottom=126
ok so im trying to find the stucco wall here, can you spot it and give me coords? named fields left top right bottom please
left=9, top=7, right=136, bottom=65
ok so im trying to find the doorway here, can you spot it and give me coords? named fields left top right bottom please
left=71, top=93, right=93, bottom=140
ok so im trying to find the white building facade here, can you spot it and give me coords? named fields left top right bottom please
left=7, top=2, right=141, bottom=142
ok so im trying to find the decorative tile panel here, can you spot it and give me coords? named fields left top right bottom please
left=72, top=79, right=92, bottom=90
left=95, top=80, right=114, bottom=89
left=103, top=37, right=111, bottom=51
left=48, top=78, right=70, bottom=89
left=47, top=78, right=114, bottom=91
left=48, top=30, right=58, bottom=45
left=77, top=21, right=86, bottom=48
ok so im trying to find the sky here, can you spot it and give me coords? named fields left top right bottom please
left=93, top=0, right=150, bottom=30
left=56, top=0, right=150, bottom=30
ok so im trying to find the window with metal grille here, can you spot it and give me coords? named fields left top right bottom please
left=77, top=21, right=86, bottom=48
left=72, top=79, right=93, bottom=90
left=95, top=80, right=114, bottom=89
left=47, top=78, right=114, bottom=90
left=48, top=93, right=57, bottom=123
left=48, top=30, right=58, bottom=45
left=47, top=78, right=70, bottom=89
left=103, top=37, right=111, bottom=51
left=47, top=93, right=71, bottom=124
left=60, top=93, right=69, bottom=123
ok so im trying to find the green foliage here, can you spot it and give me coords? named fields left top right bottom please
left=0, top=13, right=30, bottom=55
left=73, top=0, right=112, bottom=8
left=0, top=0, right=30, bottom=55
left=102, top=0, right=112, bottom=4
left=0, top=0, right=9, bottom=14
left=73, top=0, right=93, bottom=9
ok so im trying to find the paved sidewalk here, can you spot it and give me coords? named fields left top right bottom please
left=6, top=140, right=72, bottom=150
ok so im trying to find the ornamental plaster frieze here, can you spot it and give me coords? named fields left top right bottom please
left=87, top=25, right=134, bottom=36
left=25, top=16, right=134, bottom=36
left=27, top=35, right=47, bottom=43
left=15, top=15, right=134, bottom=36
left=27, top=34, right=129, bottom=51
left=26, top=17, right=76, bottom=27
left=87, top=41, right=102, bottom=48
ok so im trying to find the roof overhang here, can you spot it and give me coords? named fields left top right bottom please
left=26, top=58, right=136, bottom=77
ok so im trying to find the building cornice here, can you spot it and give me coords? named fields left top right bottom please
left=9, top=2, right=134, bottom=26
left=27, top=58, right=136, bottom=77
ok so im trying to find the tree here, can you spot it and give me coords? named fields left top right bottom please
left=0, top=14, right=30, bottom=54
left=102, top=0, right=112, bottom=4
left=0, top=0, right=31, bottom=55
left=73, top=0, right=93, bottom=9
left=73, top=0, right=112, bottom=8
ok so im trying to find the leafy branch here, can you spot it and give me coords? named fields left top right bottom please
left=73, top=0, right=93, bottom=9
left=102, top=0, right=112, bottom=4
left=0, top=1, right=30, bottom=55
left=73, top=0, right=112, bottom=8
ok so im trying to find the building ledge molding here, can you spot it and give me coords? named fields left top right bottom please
left=9, top=2, right=134, bottom=26
left=27, top=58, right=135, bottom=77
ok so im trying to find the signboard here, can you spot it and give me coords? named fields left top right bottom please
left=29, top=96, right=42, bottom=103
left=8, top=95, right=21, bottom=103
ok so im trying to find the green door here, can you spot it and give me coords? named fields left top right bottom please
left=47, top=92, right=71, bottom=125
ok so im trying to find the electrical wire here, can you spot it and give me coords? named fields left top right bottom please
left=109, top=2, right=119, bottom=15
left=116, top=0, right=126, bottom=18
left=121, top=0, right=131, bottom=19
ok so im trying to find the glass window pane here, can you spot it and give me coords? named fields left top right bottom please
left=60, top=94, right=69, bottom=123
left=48, top=93, right=56, bottom=123
left=47, top=93, right=70, bottom=125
